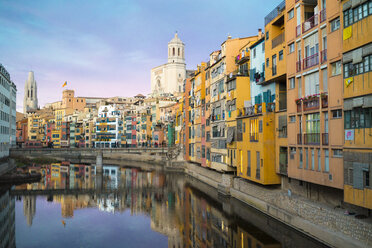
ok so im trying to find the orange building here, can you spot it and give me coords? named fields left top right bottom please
left=285, top=0, right=344, bottom=203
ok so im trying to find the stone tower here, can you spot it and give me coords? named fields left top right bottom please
left=151, top=33, right=186, bottom=96
left=23, top=71, right=38, bottom=113
left=168, top=32, right=185, bottom=64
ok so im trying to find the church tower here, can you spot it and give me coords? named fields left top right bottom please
left=23, top=71, right=38, bottom=113
left=168, top=32, right=185, bottom=64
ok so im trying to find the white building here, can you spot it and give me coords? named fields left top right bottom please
left=0, top=63, right=16, bottom=159
left=95, top=105, right=123, bottom=148
left=23, top=71, right=38, bottom=113
left=151, top=33, right=186, bottom=96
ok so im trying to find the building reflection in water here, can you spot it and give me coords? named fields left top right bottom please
left=12, top=162, right=326, bottom=248
left=0, top=189, right=16, bottom=248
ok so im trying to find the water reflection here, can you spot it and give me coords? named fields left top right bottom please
left=3, top=163, right=328, bottom=248
left=0, top=188, right=15, bottom=248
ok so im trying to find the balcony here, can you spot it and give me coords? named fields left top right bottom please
left=243, top=106, right=255, bottom=117
left=320, top=9, right=326, bottom=23
left=297, top=133, right=302, bottom=144
left=272, top=33, right=285, bottom=49
left=321, top=94, right=328, bottom=108
left=296, top=25, right=301, bottom=37
left=303, top=53, right=319, bottom=70
left=296, top=61, right=302, bottom=72
left=322, top=133, right=329, bottom=146
left=320, top=49, right=327, bottom=64
left=304, top=133, right=320, bottom=145
left=303, top=96, right=319, bottom=111
left=302, top=14, right=318, bottom=33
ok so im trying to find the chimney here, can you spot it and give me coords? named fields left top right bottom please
left=258, top=29, right=263, bottom=38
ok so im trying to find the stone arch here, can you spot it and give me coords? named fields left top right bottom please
left=178, top=48, right=180, bottom=56
left=173, top=47, right=175, bottom=56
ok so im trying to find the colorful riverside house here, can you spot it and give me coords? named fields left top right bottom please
left=341, top=0, right=372, bottom=210
left=285, top=0, right=344, bottom=203
left=183, top=78, right=191, bottom=161
left=210, top=36, right=258, bottom=172
left=189, top=63, right=207, bottom=165
left=124, top=114, right=137, bottom=148
left=95, top=105, right=122, bottom=148
left=263, top=1, right=288, bottom=185
left=236, top=34, right=280, bottom=185
left=188, top=74, right=196, bottom=161
left=174, top=101, right=183, bottom=146
left=204, top=62, right=212, bottom=167
left=226, top=35, right=260, bottom=169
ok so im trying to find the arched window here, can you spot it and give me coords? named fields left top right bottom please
left=178, top=48, right=180, bottom=56
left=31, top=87, right=33, bottom=98
left=173, top=47, right=175, bottom=56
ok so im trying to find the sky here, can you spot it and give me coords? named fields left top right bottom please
left=0, top=0, right=281, bottom=112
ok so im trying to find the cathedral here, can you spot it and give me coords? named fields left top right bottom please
left=23, top=71, right=38, bottom=113
left=151, top=33, right=186, bottom=96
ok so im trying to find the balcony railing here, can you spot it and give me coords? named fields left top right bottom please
left=303, top=96, right=319, bottom=111
left=244, top=106, right=255, bottom=116
left=320, top=49, right=327, bottom=64
left=320, top=9, right=326, bottom=23
left=321, top=94, right=328, bottom=108
left=303, top=53, right=319, bottom=70
left=296, top=25, right=301, bottom=37
left=272, top=65, right=277, bottom=76
left=272, top=33, right=285, bottom=49
left=304, top=133, right=320, bottom=145
left=296, top=61, right=302, bottom=72
left=302, top=14, right=318, bottom=33
left=297, top=133, right=302, bottom=144
left=322, top=133, right=329, bottom=146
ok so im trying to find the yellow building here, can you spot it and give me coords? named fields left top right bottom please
left=341, top=0, right=372, bottom=210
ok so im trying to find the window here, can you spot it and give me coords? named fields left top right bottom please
left=289, top=77, right=295, bottom=89
left=317, top=149, right=321, bottom=171
left=344, top=1, right=372, bottom=28
left=266, top=31, right=269, bottom=40
left=262, top=42, right=265, bottom=52
left=330, top=17, right=340, bottom=32
left=289, top=115, right=296, bottom=123
left=247, top=151, right=251, bottom=176
left=288, top=8, right=294, bottom=20
left=333, top=149, right=343, bottom=157
left=322, top=68, right=328, bottom=92
left=344, top=55, right=372, bottom=78
left=299, top=148, right=303, bottom=168
left=289, top=43, right=295, bottom=53
left=364, top=171, right=370, bottom=187
left=324, top=149, right=329, bottom=172
left=298, top=77, right=302, bottom=98
left=311, top=149, right=315, bottom=170
left=290, top=147, right=296, bottom=159
left=344, top=107, right=372, bottom=129
left=279, top=50, right=283, bottom=61
left=253, top=48, right=256, bottom=58
left=331, top=61, right=341, bottom=76
left=256, top=151, right=260, bottom=180
left=305, top=149, right=309, bottom=169
left=332, top=109, right=342, bottom=118
left=266, top=58, right=269, bottom=67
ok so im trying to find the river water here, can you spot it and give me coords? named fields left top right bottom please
left=0, top=162, right=329, bottom=248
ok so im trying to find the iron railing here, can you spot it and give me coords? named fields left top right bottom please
left=303, top=97, right=319, bottom=111
left=320, top=9, right=326, bottom=23
left=272, top=33, right=285, bottom=49
left=302, top=14, right=318, bottom=33
left=303, top=53, right=319, bottom=70
left=304, top=133, right=320, bottom=145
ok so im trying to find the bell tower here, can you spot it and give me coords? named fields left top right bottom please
left=23, top=71, right=38, bottom=113
left=168, top=32, right=185, bottom=64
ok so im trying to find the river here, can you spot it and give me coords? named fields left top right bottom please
left=0, top=162, right=329, bottom=248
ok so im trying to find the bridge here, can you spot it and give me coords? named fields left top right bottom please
left=9, top=147, right=181, bottom=165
